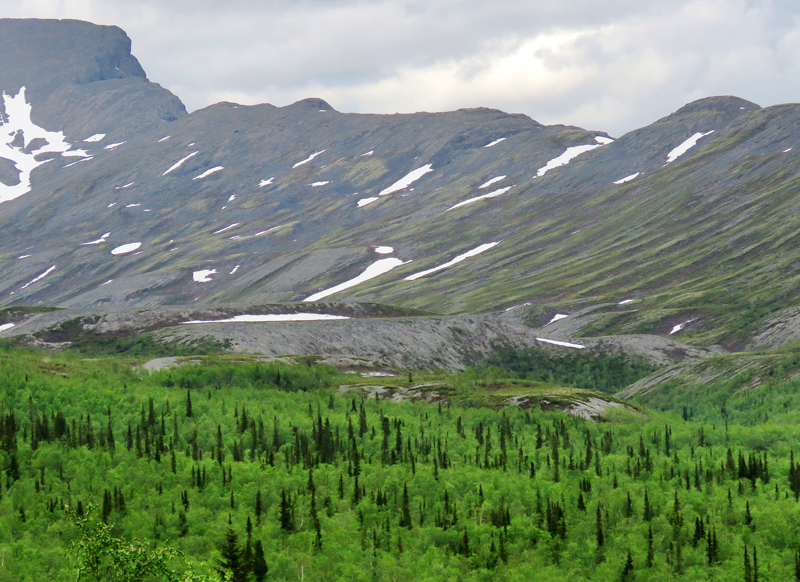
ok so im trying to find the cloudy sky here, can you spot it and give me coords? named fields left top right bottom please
left=6, top=0, right=800, bottom=136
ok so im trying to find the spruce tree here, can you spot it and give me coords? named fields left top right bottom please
left=252, top=540, right=268, bottom=582
left=218, top=526, right=248, bottom=582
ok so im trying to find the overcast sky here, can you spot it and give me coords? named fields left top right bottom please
left=6, top=0, right=800, bottom=136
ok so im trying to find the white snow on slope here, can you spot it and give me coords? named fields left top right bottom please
left=259, top=177, right=274, bottom=187
left=163, top=151, right=198, bottom=175
left=358, top=197, right=379, bottom=208
left=669, top=319, right=695, bottom=335
left=536, top=141, right=605, bottom=178
left=595, top=136, right=614, bottom=145
left=125, top=203, right=140, bottom=208
left=379, top=164, right=433, bottom=196
left=479, top=176, right=506, bottom=189
left=545, top=314, right=569, bottom=325
left=310, top=181, right=330, bottom=187
left=0, top=323, right=15, bottom=333
left=360, top=150, right=374, bottom=157
left=293, top=150, right=326, bottom=169
left=536, top=337, right=586, bottom=349
left=375, top=246, right=393, bottom=254
left=618, top=299, right=636, bottom=305
left=404, top=242, right=499, bottom=281
left=183, top=313, right=350, bottom=324
left=448, top=186, right=513, bottom=211
left=20, top=265, right=56, bottom=289
left=158, top=136, right=171, bottom=143
left=304, top=258, right=409, bottom=301
left=115, top=182, right=134, bottom=190
left=104, top=142, right=125, bottom=150
left=63, top=157, right=94, bottom=168
left=17, top=254, right=31, bottom=259
left=81, top=232, right=111, bottom=246
left=230, top=265, right=240, bottom=275
left=193, top=166, right=224, bottom=180
left=229, top=225, right=284, bottom=240
left=665, top=131, right=714, bottom=165
left=0, top=87, right=87, bottom=204
left=614, top=173, right=640, bottom=184
left=193, top=269, right=217, bottom=283
left=84, top=134, right=105, bottom=142
left=213, top=223, right=240, bottom=235
left=111, top=243, right=141, bottom=255
left=483, top=138, right=506, bottom=148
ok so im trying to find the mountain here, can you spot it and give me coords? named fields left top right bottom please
left=2, top=18, right=800, bottom=354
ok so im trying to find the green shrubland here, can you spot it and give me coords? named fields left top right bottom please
left=0, top=343, right=799, bottom=580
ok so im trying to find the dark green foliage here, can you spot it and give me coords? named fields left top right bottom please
left=218, top=526, right=248, bottom=582
left=482, top=346, right=654, bottom=393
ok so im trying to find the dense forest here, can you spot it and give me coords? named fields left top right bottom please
left=1, top=341, right=800, bottom=581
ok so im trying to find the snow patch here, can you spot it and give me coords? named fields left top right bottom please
left=665, top=131, right=714, bottom=165
left=193, top=166, right=224, bottom=180
left=115, top=182, right=134, bottom=190
left=483, top=138, right=506, bottom=148
left=784, top=148, right=793, bottom=153
left=183, top=313, right=350, bottom=324
left=358, top=197, right=379, bottom=208
left=111, top=243, right=141, bottom=255
left=479, top=176, right=506, bottom=189
left=163, top=151, right=198, bottom=175
left=618, top=299, right=636, bottom=305
left=614, top=172, right=640, bottom=184
left=0, top=323, right=15, bottom=333
left=230, top=265, right=240, bottom=275
left=193, top=269, right=217, bottom=283
left=20, top=265, right=56, bottom=289
left=104, top=141, right=125, bottom=150
left=63, top=157, right=94, bottom=168
left=309, top=181, right=330, bottom=187
left=84, top=133, right=105, bottom=142
left=545, top=314, right=569, bottom=325
left=535, top=337, right=585, bottom=349
left=379, top=164, right=433, bottom=196
left=594, top=136, right=614, bottom=145
left=0, top=95, right=84, bottom=204
left=228, top=195, right=236, bottom=202
left=81, top=232, right=111, bottom=246
left=100, top=279, right=114, bottom=286
left=17, top=254, right=31, bottom=259
left=213, top=223, right=240, bottom=235
left=360, top=150, right=374, bottom=157
left=258, top=177, right=274, bottom=187
left=536, top=143, right=602, bottom=178
left=293, top=150, right=326, bottom=169
left=405, top=242, right=499, bottom=281
left=375, top=246, right=393, bottom=254
left=304, top=258, right=409, bottom=302
left=669, top=319, right=696, bottom=335
left=448, top=186, right=513, bottom=211
left=158, top=135, right=171, bottom=143
left=125, top=204, right=140, bottom=208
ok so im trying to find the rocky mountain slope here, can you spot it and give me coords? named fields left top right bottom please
left=2, top=18, right=800, bottom=353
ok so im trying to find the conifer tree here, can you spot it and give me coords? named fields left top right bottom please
left=217, top=526, right=248, bottom=582
left=252, top=539, right=268, bottom=582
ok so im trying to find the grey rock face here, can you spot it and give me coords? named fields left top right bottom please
left=2, top=19, right=800, bottom=353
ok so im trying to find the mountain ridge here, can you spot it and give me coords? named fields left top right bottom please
left=1, top=18, right=800, bottom=353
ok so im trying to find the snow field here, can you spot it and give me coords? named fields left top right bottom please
left=304, top=258, right=409, bottom=302
left=447, top=186, right=513, bottom=211
left=111, top=243, right=141, bottom=255
left=479, top=176, right=506, bottom=189
left=20, top=266, right=56, bottom=290
left=665, top=132, right=714, bottom=165
left=193, top=270, right=217, bottom=283
left=404, top=242, right=499, bottom=281
left=535, top=337, right=586, bottom=349
left=293, top=150, right=326, bottom=169
left=379, top=164, right=433, bottom=196
left=193, top=166, right=224, bottom=180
